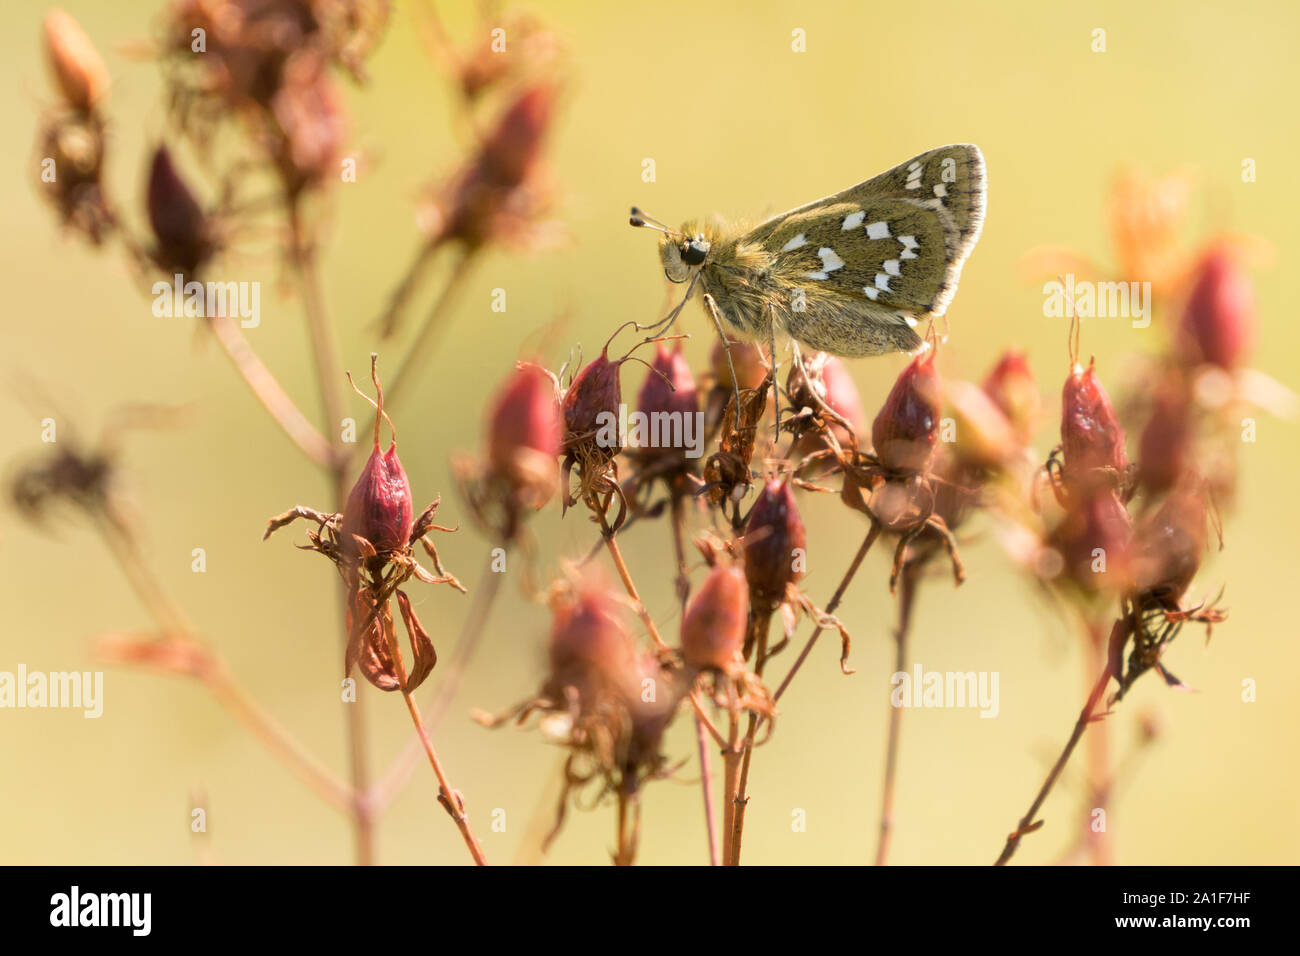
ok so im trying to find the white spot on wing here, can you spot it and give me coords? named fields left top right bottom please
left=816, top=247, right=845, bottom=272
left=874, top=273, right=892, bottom=292
left=933, top=183, right=947, bottom=198
left=904, top=316, right=919, bottom=328
left=883, top=259, right=901, bottom=276
left=782, top=233, right=808, bottom=251
left=808, top=272, right=828, bottom=281
left=841, top=211, right=865, bottom=230
left=863, top=286, right=880, bottom=301
left=866, top=221, right=891, bottom=240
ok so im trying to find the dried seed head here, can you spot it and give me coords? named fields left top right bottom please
left=480, top=83, right=554, bottom=190
left=638, top=341, right=698, bottom=420
left=342, top=358, right=413, bottom=556
left=1060, top=359, right=1128, bottom=485
left=165, top=0, right=321, bottom=109
left=39, top=115, right=110, bottom=243
left=787, top=352, right=865, bottom=456
left=1133, top=478, right=1210, bottom=609
left=438, top=82, right=556, bottom=246
left=1177, top=245, right=1256, bottom=371
left=744, top=477, right=806, bottom=611
left=546, top=580, right=637, bottom=704
left=680, top=565, right=749, bottom=673
left=1050, top=487, right=1134, bottom=595
left=982, top=350, right=1040, bottom=446
left=947, top=380, right=1018, bottom=472
left=562, top=349, right=624, bottom=457
left=146, top=146, right=211, bottom=275
left=43, top=10, right=108, bottom=113
left=632, top=342, right=698, bottom=464
left=270, top=52, right=345, bottom=193
left=872, top=350, right=942, bottom=473
left=1137, top=378, right=1193, bottom=496
left=486, top=361, right=562, bottom=506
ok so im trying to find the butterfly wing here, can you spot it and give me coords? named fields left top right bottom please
left=739, top=144, right=986, bottom=356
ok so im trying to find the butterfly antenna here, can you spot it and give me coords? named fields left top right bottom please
left=629, top=207, right=681, bottom=237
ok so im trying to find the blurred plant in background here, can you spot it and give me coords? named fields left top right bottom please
left=13, top=1, right=1279, bottom=866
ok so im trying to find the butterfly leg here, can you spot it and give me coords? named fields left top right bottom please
left=702, top=293, right=745, bottom=423
left=768, top=309, right=783, bottom=444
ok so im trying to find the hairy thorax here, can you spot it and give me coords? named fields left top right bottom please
left=693, top=223, right=784, bottom=343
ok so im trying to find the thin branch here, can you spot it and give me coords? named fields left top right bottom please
left=92, top=509, right=353, bottom=815
left=205, top=312, right=334, bottom=468
left=385, top=248, right=478, bottom=412
left=285, top=193, right=375, bottom=865
left=993, top=664, right=1113, bottom=866
left=694, top=712, right=721, bottom=866
left=370, top=543, right=510, bottom=811
left=596, top=507, right=668, bottom=652
left=385, top=620, right=489, bottom=865
left=874, top=562, right=919, bottom=866
left=768, top=521, right=881, bottom=708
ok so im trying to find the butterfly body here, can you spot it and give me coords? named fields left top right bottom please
left=641, top=144, right=986, bottom=358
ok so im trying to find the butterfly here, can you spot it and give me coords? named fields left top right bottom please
left=631, top=144, right=986, bottom=358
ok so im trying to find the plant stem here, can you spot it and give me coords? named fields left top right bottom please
left=727, top=610, right=773, bottom=865
left=768, top=522, right=880, bottom=708
left=286, top=200, right=348, bottom=453
left=206, top=312, right=333, bottom=468
left=874, top=562, right=918, bottom=866
left=993, top=664, right=1112, bottom=866
left=374, top=239, right=441, bottom=338
left=596, top=507, right=668, bottom=652
left=1083, top=618, right=1114, bottom=866
left=385, top=622, right=489, bottom=865
left=694, top=713, right=721, bottom=866
left=92, top=509, right=353, bottom=815
left=668, top=485, right=718, bottom=865
left=369, top=543, right=510, bottom=811
left=286, top=194, right=375, bottom=865
left=385, top=248, right=477, bottom=412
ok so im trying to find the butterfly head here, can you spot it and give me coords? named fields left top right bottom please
left=630, top=207, right=711, bottom=283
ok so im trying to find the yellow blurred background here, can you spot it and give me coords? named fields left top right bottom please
left=2, top=0, right=1297, bottom=865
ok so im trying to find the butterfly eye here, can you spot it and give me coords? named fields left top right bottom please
left=682, top=239, right=710, bottom=266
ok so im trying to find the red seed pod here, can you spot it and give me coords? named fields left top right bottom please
left=440, top=83, right=555, bottom=246
left=947, top=380, right=1018, bottom=471
left=547, top=581, right=637, bottom=701
left=487, top=361, right=561, bottom=498
left=711, top=338, right=768, bottom=391
left=982, top=350, right=1040, bottom=446
left=1178, top=246, right=1256, bottom=370
left=146, top=146, right=211, bottom=274
left=872, top=350, right=942, bottom=473
left=1137, top=379, right=1193, bottom=495
left=1133, top=479, right=1209, bottom=609
left=744, top=477, right=806, bottom=611
left=1060, top=360, right=1128, bottom=484
left=680, top=565, right=749, bottom=673
left=342, top=364, right=413, bottom=556
left=1053, top=487, right=1134, bottom=595
left=788, top=353, right=866, bottom=456
left=562, top=350, right=624, bottom=455
left=632, top=342, right=698, bottom=464
left=43, top=10, right=108, bottom=113
left=638, top=342, right=698, bottom=420
left=480, top=83, right=554, bottom=189
left=343, top=442, right=413, bottom=556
